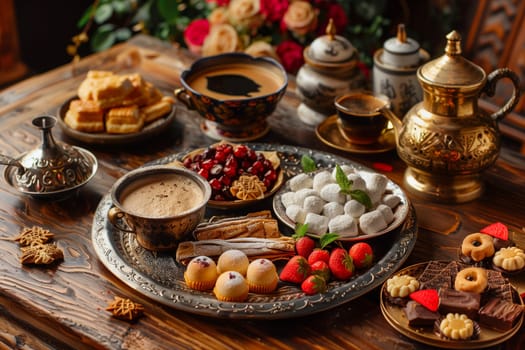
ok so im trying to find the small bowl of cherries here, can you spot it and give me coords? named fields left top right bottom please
left=180, top=142, right=283, bottom=209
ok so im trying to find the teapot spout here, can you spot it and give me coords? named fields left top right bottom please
left=380, top=105, right=402, bottom=139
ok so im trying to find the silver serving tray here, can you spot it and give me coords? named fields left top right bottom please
left=92, top=144, right=418, bottom=319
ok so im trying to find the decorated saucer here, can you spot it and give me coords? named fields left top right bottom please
left=315, top=115, right=396, bottom=154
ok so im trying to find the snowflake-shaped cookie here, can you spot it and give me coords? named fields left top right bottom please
left=230, top=175, right=267, bottom=200
left=16, top=226, right=54, bottom=247
left=20, top=244, right=64, bottom=265
left=106, top=296, right=144, bottom=321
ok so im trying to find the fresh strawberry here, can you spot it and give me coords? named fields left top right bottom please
left=328, top=247, right=354, bottom=280
left=310, top=260, right=331, bottom=281
left=279, top=255, right=311, bottom=284
left=409, top=289, right=439, bottom=312
left=307, top=248, right=330, bottom=265
left=480, top=222, right=509, bottom=240
left=295, top=236, right=316, bottom=258
left=301, top=275, right=327, bottom=295
left=348, top=242, right=374, bottom=269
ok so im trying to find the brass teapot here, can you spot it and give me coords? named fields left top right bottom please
left=380, top=30, right=521, bottom=203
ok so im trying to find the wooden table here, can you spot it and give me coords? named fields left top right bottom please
left=0, top=34, right=524, bottom=350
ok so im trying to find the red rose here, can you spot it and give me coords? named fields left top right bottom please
left=276, top=40, right=304, bottom=74
left=184, top=19, right=210, bottom=54
left=260, top=0, right=289, bottom=22
left=317, top=3, right=348, bottom=35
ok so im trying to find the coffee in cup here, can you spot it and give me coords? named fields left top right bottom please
left=334, top=92, right=390, bottom=145
left=108, top=166, right=211, bottom=251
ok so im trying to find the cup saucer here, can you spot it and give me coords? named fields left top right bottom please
left=315, top=115, right=396, bottom=154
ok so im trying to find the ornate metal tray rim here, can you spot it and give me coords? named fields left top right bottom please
left=92, top=144, right=418, bottom=319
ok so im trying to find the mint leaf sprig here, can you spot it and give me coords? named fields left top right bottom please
left=301, top=154, right=317, bottom=173
left=335, top=165, right=372, bottom=210
left=292, top=223, right=340, bottom=249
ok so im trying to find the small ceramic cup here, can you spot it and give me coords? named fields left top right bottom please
left=334, top=91, right=391, bottom=145
left=108, top=165, right=211, bottom=251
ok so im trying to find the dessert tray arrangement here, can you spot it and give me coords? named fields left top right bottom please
left=380, top=223, right=525, bottom=349
left=92, top=144, right=418, bottom=319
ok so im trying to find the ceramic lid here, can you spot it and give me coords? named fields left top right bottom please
left=382, top=24, right=420, bottom=67
left=305, top=19, right=357, bottom=66
left=418, top=30, right=486, bottom=88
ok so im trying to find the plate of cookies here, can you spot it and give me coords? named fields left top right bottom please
left=57, top=70, right=175, bottom=144
left=380, top=257, right=524, bottom=348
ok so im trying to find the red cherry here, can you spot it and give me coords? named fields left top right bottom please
left=209, top=178, right=222, bottom=191
left=219, top=175, right=231, bottom=187
left=223, top=165, right=237, bottom=178
left=197, top=168, right=209, bottom=179
left=214, top=150, right=227, bottom=163
left=233, top=145, right=248, bottom=158
left=264, top=169, right=277, bottom=182
left=201, top=159, right=215, bottom=170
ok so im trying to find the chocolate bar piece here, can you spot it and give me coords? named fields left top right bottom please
left=486, top=270, right=514, bottom=302
left=403, top=300, right=440, bottom=327
left=478, top=298, right=524, bottom=331
left=418, top=261, right=463, bottom=290
left=438, top=288, right=480, bottom=320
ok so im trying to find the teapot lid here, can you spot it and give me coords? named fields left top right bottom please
left=304, top=19, right=357, bottom=67
left=418, top=30, right=486, bottom=88
left=382, top=24, right=420, bottom=67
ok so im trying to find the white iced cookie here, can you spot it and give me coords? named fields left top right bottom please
left=359, top=210, right=388, bottom=235
left=346, top=173, right=367, bottom=191
left=366, top=173, right=388, bottom=204
left=382, top=194, right=401, bottom=208
left=328, top=215, right=358, bottom=237
left=280, top=191, right=297, bottom=208
left=285, top=205, right=306, bottom=224
left=294, top=188, right=318, bottom=207
left=376, top=204, right=394, bottom=224
left=303, top=213, right=329, bottom=235
left=344, top=200, right=366, bottom=218
left=320, top=183, right=345, bottom=204
left=303, top=195, right=325, bottom=215
left=493, top=247, right=525, bottom=271
left=323, top=202, right=344, bottom=219
left=439, top=313, right=474, bottom=340
left=312, top=171, right=334, bottom=192
left=386, top=275, right=419, bottom=298
left=331, top=164, right=354, bottom=179
left=288, top=173, right=313, bottom=192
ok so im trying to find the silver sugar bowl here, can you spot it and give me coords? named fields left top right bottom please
left=1, top=115, right=97, bottom=199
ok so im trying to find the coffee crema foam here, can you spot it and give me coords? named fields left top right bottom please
left=120, top=174, right=203, bottom=218
left=187, top=63, right=284, bottom=100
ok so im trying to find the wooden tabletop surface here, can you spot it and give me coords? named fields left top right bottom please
left=0, top=34, right=524, bottom=350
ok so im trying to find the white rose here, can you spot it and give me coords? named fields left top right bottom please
left=202, top=24, right=242, bottom=56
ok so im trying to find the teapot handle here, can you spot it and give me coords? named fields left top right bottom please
left=482, top=68, right=521, bottom=121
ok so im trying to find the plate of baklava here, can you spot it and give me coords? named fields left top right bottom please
left=57, top=70, right=176, bottom=144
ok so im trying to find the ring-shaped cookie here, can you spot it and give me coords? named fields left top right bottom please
left=454, top=267, right=488, bottom=294
left=461, top=232, right=495, bottom=262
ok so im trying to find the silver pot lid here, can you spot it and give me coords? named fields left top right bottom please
left=304, top=19, right=357, bottom=67
left=1, top=115, right=97, bottom=195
